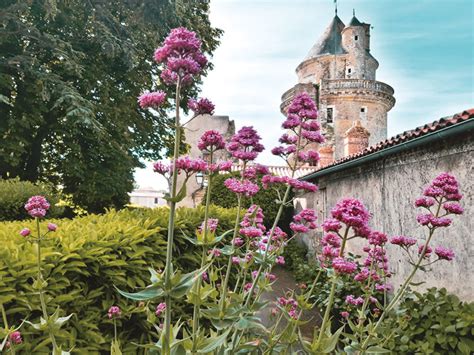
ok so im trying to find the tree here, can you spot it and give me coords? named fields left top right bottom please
left=0, top=0, right=222, bottom=212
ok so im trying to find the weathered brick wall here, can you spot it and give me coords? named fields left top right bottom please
left=295, top=133, right=474, bottom=300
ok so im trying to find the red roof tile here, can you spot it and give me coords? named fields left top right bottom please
left=308, top=108, right=474, bottom=174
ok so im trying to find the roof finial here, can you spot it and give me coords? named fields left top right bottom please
left=334, top=0, right=338, bottom=16
left=353, top=8, right=355, bottom=16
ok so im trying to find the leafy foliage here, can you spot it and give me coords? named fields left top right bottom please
left=383, top=288, right=474, bottom=354
left=0, top=178, right=64, bottom=221
left=206, top=171, right=294, bottom=230
left=0, top=206, right=237, bottom=353
left=0, top=1, right=222, bottom=212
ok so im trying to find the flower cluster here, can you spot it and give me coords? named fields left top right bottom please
left=241, top=164, right=270, bottom=180
left=224, top=178, right=259, bottom=197
left=272, top=92, right=323, bottom=167
left=156, top=302, right=166, bottom=317
left=198, top=218, right=218, bottom=234
left=226, top=126, right=264, bottom=162
left=153, top=27, right=207, bottom=86
left=188, top=98, right=215, bottom=115
left=261, top=175, right=318, bottom=192
left=239, top=205, right=266, bottom=239
left=278, top=296, right=299, bottom=320
left=138, top=91, right=167, bottom=109
left=25, top=195, right=50, bottom=218
left=390, top=235, right=416, bottom=247
left=330, top=198, right=370, bottom=229
left=198, top=130, right=225, bottom=152
left=290, top=209, right=317, bottom=234
left=9, top=331, right=22, bottom=346
left=332, top=257, right=357, bottom=274
left=258, top=227, right=288, bottom=253
left=108, top=306, right=121, bottom=319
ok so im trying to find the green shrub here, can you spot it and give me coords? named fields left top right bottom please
left=0, top=178, right=64, bottom=221
left=206, top=171, right=294, bottom=231
left=0, top=205, right=238, bottom=353
left=384, top=287, right=474, bottom=354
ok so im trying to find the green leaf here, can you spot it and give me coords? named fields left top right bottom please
left=199, top=329, right=231, bottom=353
left=169, top=265, right=209, bottom=299
left=111, top=339, right=122, bottom=355
left=366, top=346, right=391, bottom=354
left=115, top=285, right=164, bottom=301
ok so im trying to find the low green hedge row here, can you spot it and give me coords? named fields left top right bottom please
left=0, top=178, right=64, bottom=221
left=0, top=206, right=238, bottom=353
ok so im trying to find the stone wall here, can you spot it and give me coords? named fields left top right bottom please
left=294, top=132, right=474, bottom=300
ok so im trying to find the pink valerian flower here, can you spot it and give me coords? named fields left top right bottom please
left=251, top=271, right=276, bottom=282
left=368, top=231, right=388, bottom=246
left=188, top=98, right=215, bottom=115
left=208, top=160, right=233, bottom=173
left=175, top=156, right=208, bottom=175
left=321, top=233, right=341, bottom=248
left=331, top=198, right=370, bottom=229
left=25, top=195, right=50, bottom=218
left=434, top=246, right=455, bottom=261
left=291, top=209, right=317, bottom=234
left=301, top=130, right=325, bottom=143
left=226, top=126, right=264, bottom=162
left=276, top=256, right=285, bottom=265
left=418, top=245, right=433, bottom=258
left=416, top=214, right=452, bottom=227
left=340, top=311, right=350, bottom=319
left=224, top=178, right=259, bottom=197
left=286, top=92, right=318, bottom=120
left=422, top=172, right=462, bottom=201
left=279, top=133, right=298, bottom=144
left=107, top=306, right=121, bottom=319
left=209, top=248, right=221, bottom=257
left=322, top=219, right=342, bottom=232
left=243, top=283, right=253, bottom=292
left=297, top=150, right=320, bottom=165
left=202, top=272, right=209, bottom=282
left=153, top=161, right=170, bottom=176
left=233, top=237, right=244, bottom=247
left=197, top=130, right=225, bottom=152
left=390, top=235, right=417, bottom=247
left=47, top=223, right=57, bottom=232
left=443, top=202, right=464, bottom=215
left=20, top=228, right=31, bottom=237
left=345, top=295, right=364, bottom=306
left=415, top=197, right=436, bottom=208
left=231, top=256, right=241, bottom=265
left=240, top=204, right=265, bottom=231
left=278, top=297, right=299, bottom=319
left=332, top=257, right=357, bottom=274
left=156, top=302, right=166, bottom=317
left=241, top=164, right=270, bottom=180
left=375, top=283, right=393, bottom=292
left=198, top=218, right=218, bottom=234
left=261, top=175, right=317, bottom=192
left=138, top=91, right=166, bottom=109
left=240, top=227, right=263, bottom=238
left=9, top=331, right=22, bottom=345
left=153, top=27, right=207, bottom=86
left=363, top=246, right=389, bottom=273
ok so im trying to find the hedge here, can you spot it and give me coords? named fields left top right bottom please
left=0, top=206, right=238, bottom=353
left=0, top=178, right=64, bottom=221
left=206, top=171, right=294, bottom=231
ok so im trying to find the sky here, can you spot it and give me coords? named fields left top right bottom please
left=134, top=0, right=473, bottom=191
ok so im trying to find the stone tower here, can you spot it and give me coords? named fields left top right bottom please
left=281, top=12, right=395, bottom=163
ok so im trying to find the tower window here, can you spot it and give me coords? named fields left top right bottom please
left=355, top=35, right=359, bottom=41
left=360, top=108, right=365, bottom=113
left=154, top=198, right=159, bottom=204
left=347, top=68, right=352, bottom=74
left=327, top=108, right=333, bottom=123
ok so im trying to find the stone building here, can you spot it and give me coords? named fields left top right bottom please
left=281, top=12, right=395, bottom=161
left=296, top=109, right=474, bottom=301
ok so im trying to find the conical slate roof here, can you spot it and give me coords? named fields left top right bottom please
left=348, top=15, right=363, bottom=26
left=305, top=15, right=347, bottom=60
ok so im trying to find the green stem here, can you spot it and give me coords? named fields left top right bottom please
left=163, top=77, right=182, bottom=355
left=316, top=227, right=349, bottom=346
left=35, top=218, right=59, bottom=353
left=0, top=303, right=8, bottom=329
left=113, top=319, right=117, bottom=343
left=218, top=195, right=242, bottom=314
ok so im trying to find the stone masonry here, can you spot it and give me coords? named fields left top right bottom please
left=281, top=13, right=395, bottom=162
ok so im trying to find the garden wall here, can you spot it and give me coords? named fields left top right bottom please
left=295, top=130, right=473, bottom=301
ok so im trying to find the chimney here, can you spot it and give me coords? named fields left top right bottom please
left=344, top=120, right=370, bottom=156
left=318, top=145, right=334, bottom=167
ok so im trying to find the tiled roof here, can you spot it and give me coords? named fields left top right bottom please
left=231, top=164, right=317, bottom=179
left=302, top=108, right=474, bottom=178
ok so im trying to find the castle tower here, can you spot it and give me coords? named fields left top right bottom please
left=281, top=11, right=395, bottom=161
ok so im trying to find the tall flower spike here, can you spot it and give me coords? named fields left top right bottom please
left=198, top=130, right=225, bottom=152
left=138, top=91, right=167, bottom=109
left=189, top=98, right=215, bottom=115
left=153, top=27, right=207, bottom=86
left=226, top=126, right=264, bottom=162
